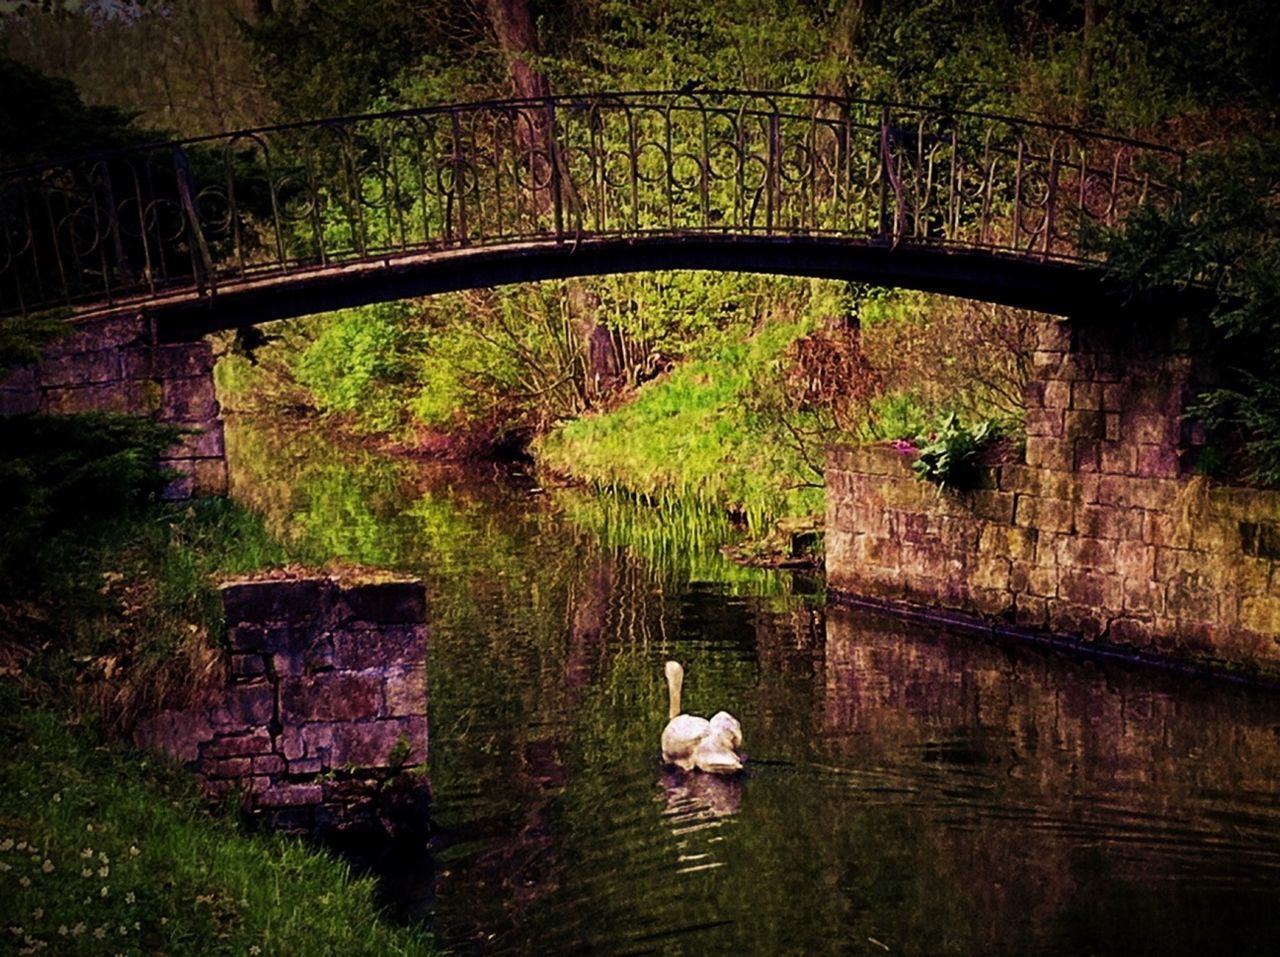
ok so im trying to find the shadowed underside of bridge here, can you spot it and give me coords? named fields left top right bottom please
left=1, top=90, right=1186, bottom=337
left=139, top=236, right=1131, bottom=343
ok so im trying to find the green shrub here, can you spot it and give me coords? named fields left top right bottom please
left=292, top=302, right=416, bottom=434
left=910, top=413, right=1000, bottom=489
left=0, top=414, right=180, bottom=593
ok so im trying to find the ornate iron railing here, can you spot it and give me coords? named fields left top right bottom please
left=0, top=90, right=1184, bottom=318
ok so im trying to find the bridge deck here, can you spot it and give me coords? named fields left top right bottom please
left=1, top=90, right=1183, bottom=330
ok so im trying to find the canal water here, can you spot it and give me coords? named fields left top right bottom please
left=227, top=419, right=1280, bottom=956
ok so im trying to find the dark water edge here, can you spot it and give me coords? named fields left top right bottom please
left=224, top=416, right=1280, bottom=956
left=830, top=591, right=1280, bottom=692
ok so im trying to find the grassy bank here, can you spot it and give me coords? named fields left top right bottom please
left=0, top=685, right=434, bottom=957
left=0, top=414, right=438, bottom=955
left=534, top=318, right=827, bottom=533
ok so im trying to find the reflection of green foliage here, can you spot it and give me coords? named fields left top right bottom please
left=551, top=486, right=809, bottom=600
left=221, top=415, right=812, bottom=813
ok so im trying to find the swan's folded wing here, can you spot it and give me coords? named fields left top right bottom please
left=662, top=713, right=710, bottom=766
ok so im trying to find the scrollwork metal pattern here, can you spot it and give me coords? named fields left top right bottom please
left=0, top=90, right=1184, bottom=319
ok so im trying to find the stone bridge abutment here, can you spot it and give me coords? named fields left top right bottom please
left=0, top=312, right=227, bottom=500
left=826, top=314, right=1280, bottom=676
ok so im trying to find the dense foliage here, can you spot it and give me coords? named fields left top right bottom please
left=4, top=0, right=1278, bottom=500
left=0, top=56, right=147, bottom=166
left=0, top=414, right=180, bottom=591
left=1101, top=130, right=1280, bottom=485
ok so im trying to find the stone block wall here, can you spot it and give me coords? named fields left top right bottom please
left=0, top=312, right=226, bottom=499
left=133, top=574, right=429, bottom=832
left=826, top=318, right=1280, bottom=676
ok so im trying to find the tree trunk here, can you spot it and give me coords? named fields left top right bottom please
left=483, top=0, right=613, bottom=404
left=483, top=0, right=554, bottom=211
left=1077, top=0, right=1099, bottom=122
left=817, top=0, right=879, bottom=102
left=484, top=0, right=551, bottom=101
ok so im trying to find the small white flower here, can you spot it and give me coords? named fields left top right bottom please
left=31, top=909, right=42, bottom=921
left=98, top=852, right=109, bottom=864
left=124, top=892, right=135, bottom=904
left=0, top=838, right=13, bottom=851
left=57, top=927, right=67, bottom=937
left=0, top=861, right=11, bottom=872
left=100, top=886, right=109, bottom=897
left=40, top=860, right=52, bottom=874
left=51, top=793, right=61, bottom=803
left=93, top=926, right=106, bottom=940
left=18, top=876, right=30, bottom=887
left=79, top=849, right=92, bottom=859
left=71, top=923, right=85, bottom=936
left=98, top=865, right=109, bottom=878
left=15, top=841, right=27, bottom=851
left=128, top=846, right=140, bottom=858
left=81, top=867, right=93, bottom=878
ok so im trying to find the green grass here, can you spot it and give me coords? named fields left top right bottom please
left=0, top=684, right=434, bottom=956
left=13, top=495, right=321, bottom=736
left=0, top=414, right=438, bottom=954
left=534, top=319, right=825, bottom=532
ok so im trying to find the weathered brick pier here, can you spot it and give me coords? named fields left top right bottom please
left=133, top=573, right=429, bottom=832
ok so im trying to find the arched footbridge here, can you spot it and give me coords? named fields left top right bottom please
left=0, top=90, right=1186, bottom=341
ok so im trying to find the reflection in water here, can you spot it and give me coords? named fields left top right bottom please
left=660, top=767, right=744, bottom=822
left=659, top=769, right=743, bottom=875
left=225, top=417, right=1280, bottom=956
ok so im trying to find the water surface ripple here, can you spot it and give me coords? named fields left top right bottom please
left=227, top=420, right=1280, bottom=956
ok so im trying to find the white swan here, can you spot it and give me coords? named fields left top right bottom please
left=660, top=660, right=743, bottom=774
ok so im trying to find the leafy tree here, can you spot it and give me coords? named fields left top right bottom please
left=246, top=0, right=487, bottom=119
left=0, top=414, right=180, bottom=593
left=1, top=1, right=274, bottom=136
left=0, top=55, right=145, bottom=166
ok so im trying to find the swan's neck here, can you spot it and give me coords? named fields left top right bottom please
left=665, top=662, right=683, bottom=720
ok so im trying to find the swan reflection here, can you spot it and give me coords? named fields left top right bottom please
left=660, top=766, right=743, bottom=819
